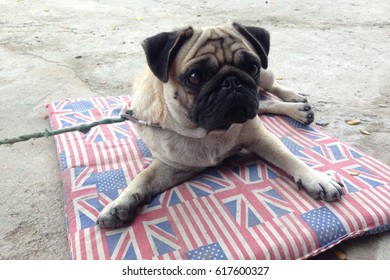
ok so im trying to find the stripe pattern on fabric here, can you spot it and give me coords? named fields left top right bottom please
left=47, top=94, right=390, bottom=260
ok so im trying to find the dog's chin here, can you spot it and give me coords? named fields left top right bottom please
left=191, top=87, right=259, bottom=132
left=205, top=107, right=257, bottom=131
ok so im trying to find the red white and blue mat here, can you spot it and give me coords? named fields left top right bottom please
left=47, top=95, right=390, bottom=259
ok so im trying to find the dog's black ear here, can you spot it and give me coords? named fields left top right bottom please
left=142, top=27, right=193, bottom=83
left=233, top=22, right=270, bottom=69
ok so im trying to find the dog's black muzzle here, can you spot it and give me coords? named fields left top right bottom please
left=191, top=74, right=259, bottom=131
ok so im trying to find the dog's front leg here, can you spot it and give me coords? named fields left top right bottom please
left=247, top=120, right=344, bottom=201
left=97, top=158, right=201, bottom=229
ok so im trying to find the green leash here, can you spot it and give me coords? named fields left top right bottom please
left=0, top=110, right=151, bottom=146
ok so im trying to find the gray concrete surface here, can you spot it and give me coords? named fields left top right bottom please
left=0, top=0, right=389, bottom=259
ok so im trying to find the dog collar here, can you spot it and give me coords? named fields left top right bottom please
left=120, top=110, right=162, bottom=128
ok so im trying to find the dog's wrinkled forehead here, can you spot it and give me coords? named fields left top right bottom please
left=141, top=23, right=269, bottom=82
left=179, top=27, right=252, bottom=67
left=195, top=29, right=247, bottom=63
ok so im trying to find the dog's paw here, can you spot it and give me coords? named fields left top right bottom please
left=296, top=170, right=345, bottom=201
left=291, top=92, right=308, bottom=103
left=287, top=102, right=314, bottom=125
left=96, top=193, right=142, bottom=229
left=298, top=102, right=315, bottom=124
left=279, top=90, right=308, bottom=103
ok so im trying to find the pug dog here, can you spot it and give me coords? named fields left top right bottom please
left=97, top=22, right=344, bottom=229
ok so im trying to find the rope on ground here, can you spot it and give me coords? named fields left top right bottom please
left=0, top=116, right=127, bottom=145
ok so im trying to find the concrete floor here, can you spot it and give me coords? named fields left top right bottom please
left=0, top=0, right=389, bottom=259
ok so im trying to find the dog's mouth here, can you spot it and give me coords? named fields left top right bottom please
left=224, top=104, right=254, bottom=124
left=191, top=87, right=259, bottom=131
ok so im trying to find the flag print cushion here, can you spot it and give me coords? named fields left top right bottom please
left=47, top=95, right=390, bottom=260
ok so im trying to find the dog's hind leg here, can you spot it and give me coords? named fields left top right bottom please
left=259, top=68, right=308, bottom=103
left=258, top=99, right=314, bottom=124
left=258, top=68, right=314, bottom=124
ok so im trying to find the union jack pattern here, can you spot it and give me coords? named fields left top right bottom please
left=47, top=94, right=390, bottom=260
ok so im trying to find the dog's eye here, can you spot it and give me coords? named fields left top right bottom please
left=247, top=63, right=259, bottom=77
left=187, top=71, right=203, bottom=86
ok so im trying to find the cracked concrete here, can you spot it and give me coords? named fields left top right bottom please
left=1, top=46, right=106, bottom=97
left=20, top=52, right=91, bottom=88
left=0, top=0, right=389, bottom=259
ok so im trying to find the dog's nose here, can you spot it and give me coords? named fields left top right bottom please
left=222, top=76, right=241, bottom=89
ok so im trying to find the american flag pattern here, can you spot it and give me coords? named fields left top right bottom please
left=47, top=94, right=390, bottom=260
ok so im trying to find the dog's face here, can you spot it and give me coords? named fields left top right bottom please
left=142, top=23, right=270, bottom=131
